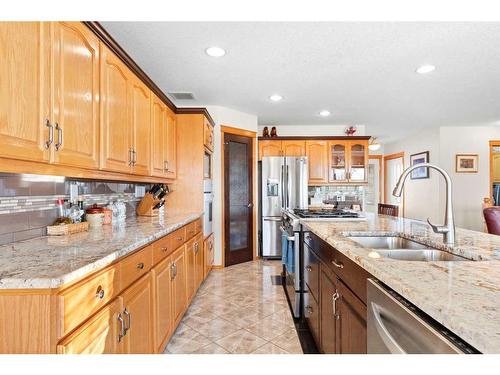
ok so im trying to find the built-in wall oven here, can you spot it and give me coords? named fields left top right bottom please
left=203, top=179, right=213, bottom=237
left=281, top=210, right=302, bottom=318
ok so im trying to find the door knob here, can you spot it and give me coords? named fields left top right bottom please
left=247, top=203, right=253, bottom=208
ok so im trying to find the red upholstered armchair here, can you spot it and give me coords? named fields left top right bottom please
left=483, top=207, right=500, bottom=235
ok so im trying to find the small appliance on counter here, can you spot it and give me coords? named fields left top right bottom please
left=136, top=184, right=169, bottom=217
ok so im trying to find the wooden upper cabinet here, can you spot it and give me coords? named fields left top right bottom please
left=328, top=140, right=348, bottom=183
left=0, top=22, right=51, bottom=163
left=258, top=140, right=282, bottom=160
left=203, top=118, right=214, bottom=152
left=100, top=45, right=132, bottom=174
left=348, top=141, right=368, bottom=183
left=57, top=297, right=123, bottom=354
left=165, top=108, right=177, bottom=179
left=306, top=140, right=329, bottom=184
left=121, top=273, right=154, bottom=354
left=52, top=22, right=100, bottom=170
left=282, top=140, right=305, bottom=157
left=151, top=94, right=168, bottom=178
left=130, top=76, right=151, bottom=176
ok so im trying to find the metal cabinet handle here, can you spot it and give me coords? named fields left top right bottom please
left=305, top=265, right=312, bottom=272
left=194, top=243, right=199, bottom=254
left=332, top=291, right=340, bottom=319
left=54, top=123, right=63, bottom=151
left=170, top=263, right=176, bottom=280
left=331, top=259, right=344, bottom=269
left=132, top=149, right=137, bottom=166
left=117, top=313, right=126, bottom=342
left=95, top=285, right=105, bottom=299
left=164, top=160, right=169, bottom=172
left=176, top=236, right=183, bottom=241
left=161, top=246, right=168, bottom=252
left=44, top=119, right=53, bottom=149
left=136, top=262, right=145, bottom=270
left=123, top=308, right=131, bottom=333
left=128, top=149, right=133, bottom=166
left=305, top=305, right=313, bottom=315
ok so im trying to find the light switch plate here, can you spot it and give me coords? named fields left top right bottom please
left=135, top=186, right=146, bottom=198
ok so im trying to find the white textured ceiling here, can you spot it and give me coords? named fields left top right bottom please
left=101, top=22, right=500, bottom=142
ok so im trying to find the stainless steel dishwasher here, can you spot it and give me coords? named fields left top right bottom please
left=367, top=279, right=478, bottom=354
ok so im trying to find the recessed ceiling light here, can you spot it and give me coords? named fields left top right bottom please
left=205, top=47, right=226, bottom=57
left=416, top=64, right=436, bottom=74
left=319, top=110, right=331, bottom=117
left=269, top=94, right=283, bottom=102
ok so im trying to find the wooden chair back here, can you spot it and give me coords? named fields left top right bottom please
left=378, top=203, right=399, bottom=217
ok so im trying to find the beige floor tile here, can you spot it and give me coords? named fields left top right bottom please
left=271, top=329, right=303, bottom=354
left=245, top=318, right=292, bottom=341
left=215, top=329, right=268, bottom=354
left=166, top=327, right=212, bottom=354
left=190, top=343, right=229, bottom=354
left=218, top=309, right=261, bottom=328
left=181, top=310, right=218, bottom=330
left=192, top=317, right=240, bottom=340
left=251, top=342, right=290, bottom=354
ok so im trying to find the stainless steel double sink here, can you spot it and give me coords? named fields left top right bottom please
left=346, top=235, right=470, bottom=261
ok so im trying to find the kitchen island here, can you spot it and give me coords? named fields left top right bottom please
left=301, top=213, right=500, bottom=354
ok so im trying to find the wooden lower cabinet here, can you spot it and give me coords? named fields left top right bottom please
left=185, top=238, right=196, bottom=303
left=337, top=278, right=367, bottom=354
left=203, top=234, right=214, bottom=279
left=320, top=267, right=338, bottom=354
left=171, top=245, right=187, bottom=327
left=120, top=273, right=154, bottom=354
left=57, top=297, right=123, bottom=354
left=152, top=256, right=173, bottom=353
left=194, top=234, right=204, bottom=288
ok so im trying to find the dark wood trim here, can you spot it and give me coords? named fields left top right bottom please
left=257, top=136, right=372, bottom=141
left=83, top=22, right=215, bottom=128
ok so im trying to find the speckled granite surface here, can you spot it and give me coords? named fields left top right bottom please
left=0, top=212, right=203, bottom=290
left=301, top=213, right=500, bottom=354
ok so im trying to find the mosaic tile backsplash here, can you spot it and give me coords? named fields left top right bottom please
left=308, top=185, right=364, bottom=209
left=0, top=173, right=152, bottom=246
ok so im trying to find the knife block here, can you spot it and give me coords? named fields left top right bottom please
left=136, top=193, right=161, bottom=217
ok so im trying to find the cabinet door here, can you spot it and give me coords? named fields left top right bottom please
left=194, top=234, right=204, bottom=288
left=320, top=268, right=339, bottom=354
left=172, top=245, right=187, bottom=326
left=337, top=278, right=367, bottom=354
left=57, top=297, right=123, bottom=354
left=52, top=22, right=99, bottom=170
left=121, top=273, right=154, bottom=354
left=258, top=140, right=282, bottom=160
left=165, top=108, right=177, bottom=179
left=100, top=45, right=132, bottom=173
left=328, top=141, right=348, bottom=182
left=151, top=94, right=167, bottom=178
left=184, top=238, right=196, bottom=303
left=203, top=234, right=214, bottom=279
left=306, top=140, right=328, bottom=184
left=152, top=256, right=173, bottom=353
left=282, top=140, right=305, bottom=157
left=348, top=141, right=368, bottom=182
left=130, top=77, right=151, bottom=176
left=0, top=22, right=51, bottom=163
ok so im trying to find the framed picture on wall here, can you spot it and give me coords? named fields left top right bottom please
left=456, top=154, right=479, bottom=173
left=410, top=151, right=429, bottom=179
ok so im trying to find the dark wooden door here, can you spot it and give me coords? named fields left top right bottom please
left=320, top=268, right=339, bottom=354
left=337, top=278, right=367, bottom=354
left=224, top=133, right=254, bottom=267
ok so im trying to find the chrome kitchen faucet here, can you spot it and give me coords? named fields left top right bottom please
left=392, top=163, right=455, bottom=246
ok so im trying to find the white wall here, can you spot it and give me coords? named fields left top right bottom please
left=257, top=124, right=366, bottom=137
left=205, top=106, right=258, bottom=266
left=384, top=126, right=500, bottom=231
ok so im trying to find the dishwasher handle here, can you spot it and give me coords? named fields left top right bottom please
left=370, top=302, right=406, bottom=354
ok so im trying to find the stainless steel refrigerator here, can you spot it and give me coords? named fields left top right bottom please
left=260, top=156, right=308, bottom=257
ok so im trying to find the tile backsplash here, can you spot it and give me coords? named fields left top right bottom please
left=308, top=185, right=365, bottom=209
left=0, top=173, right=152, bottom=246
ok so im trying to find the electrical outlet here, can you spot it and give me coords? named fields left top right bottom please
left=135, top=186, right=146, bottom=198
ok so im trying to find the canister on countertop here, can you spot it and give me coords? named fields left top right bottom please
left=85, top=204, right=105, bottom=228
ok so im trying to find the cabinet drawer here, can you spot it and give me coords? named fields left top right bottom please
left=304, top=242, right=320, bottom=303
left=152, top=234, right=173, bottom=265
left=59, top=265, right=121, bottom=336
left=185, top=222, right=197, bottom=240
left=304, top=231, right=371, bottom=304
left=304, top=286, right=320, bottom=346
left=170, top=227, right=186, bottom=250
left=121, top=245, right=153, bottom=289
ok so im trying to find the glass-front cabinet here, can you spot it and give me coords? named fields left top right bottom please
left=328, top=140, right=368, bottom=183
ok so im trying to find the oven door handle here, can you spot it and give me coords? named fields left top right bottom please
left=279, top=225, right=296, bottom=241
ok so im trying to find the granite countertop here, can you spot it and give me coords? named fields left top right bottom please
left=0, top=212, right=203, bottom=290
left=301, top=213, right=500, bottom=354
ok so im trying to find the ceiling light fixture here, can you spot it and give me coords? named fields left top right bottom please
left=319, top=110, right=331, bottom=117
left=205, top=46, right=226, bottom=57
left=368, top=137, right=381, bottom=151
left=269, top=94, right=283, bottom=102
left=416, top=64, right=436, bottom=74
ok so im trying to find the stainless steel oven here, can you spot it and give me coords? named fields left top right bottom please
left=281, top=210, right=302, bottom=318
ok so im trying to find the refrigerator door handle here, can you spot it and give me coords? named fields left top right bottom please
left=286, top=165, right=291, bottom=210
left=280, top=165, right=285, bottom=209
left=263, top=217, right=282, bottom=222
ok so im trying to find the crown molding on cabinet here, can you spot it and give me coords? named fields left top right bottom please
left=257, top=136, right=372, bottom=141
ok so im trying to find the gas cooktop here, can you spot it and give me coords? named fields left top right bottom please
left=293, top=208, right=361, bottom=219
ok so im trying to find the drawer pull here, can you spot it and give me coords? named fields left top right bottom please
left=305, top=265, right=312, bottom=272
left=331, top=260, right=344, bottom=269
left=95, top=286, right=105, bottom=300
left=136, top=262, right=145, bottom=270
left=123, top=308, right=131, bottom=332
left=161, top=246, right=168, bottom=252
left=117, top=313, right=125, bottom=342
left=176, top=236, right=183, bottom=241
